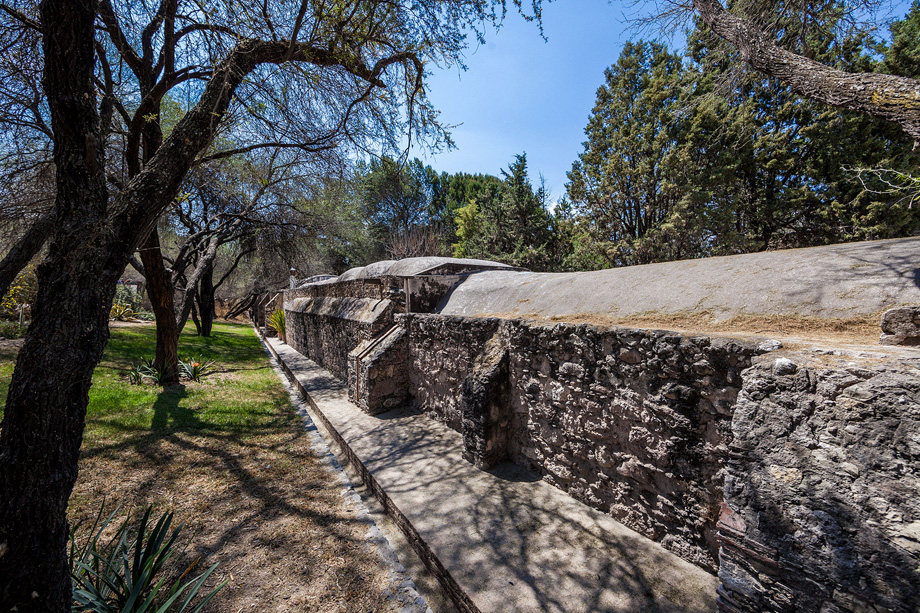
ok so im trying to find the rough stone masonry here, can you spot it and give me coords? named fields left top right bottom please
left=278, top=246, right=920, bottom=613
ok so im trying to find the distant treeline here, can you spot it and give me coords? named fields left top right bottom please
left=324, top=4, right=920, bottom=272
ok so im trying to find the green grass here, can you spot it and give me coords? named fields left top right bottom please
left=0, top=322, right=293, bottom=444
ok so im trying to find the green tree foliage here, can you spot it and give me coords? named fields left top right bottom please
left=686, top=12, right=920, bottom=250
left=884, top=0, right=920, bottom=78
left=435, top=171, right=503, bottom=242
left=356, top=156, right=451, bottom=258
left=451, top=153, right=554, bottom=270
left=566, top=15, right=920, bottom=268
left=566, top=42, right=705, bottom=267
left=359, top=157, right=431, bottom=237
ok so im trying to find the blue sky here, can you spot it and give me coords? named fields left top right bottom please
left=415, top=0, right=915, bottom=203
left=414, top=1, right=679, bottom=202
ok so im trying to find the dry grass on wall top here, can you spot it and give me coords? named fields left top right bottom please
left=469, top=309, right=884, bottom=345
left=0, top=322, right=400, bottom=613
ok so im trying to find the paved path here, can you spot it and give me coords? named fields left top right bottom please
left=264, top=336, right=718, bottom=613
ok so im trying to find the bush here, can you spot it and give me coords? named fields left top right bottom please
left=114, top=283, right=143, bottom=311
left=178, top=356, right=215, bottom=382
left=1, top=262, right=37, bottom=321
left=70, top=505, right=226, bottom=612
left=0, top=320, right=26, bottom=339
left=267, top=308, right=285, bottom=342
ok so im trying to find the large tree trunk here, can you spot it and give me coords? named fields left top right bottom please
left=198, top=261, right=215, bottom=337
left=176, top=238, right=219, bottom=333
left=0, top=214, right=53, bottom=298
left=692, top=0, right=920, bottom=142
left=139, top=228, right=179, bottom=381
left=0, top=1, right=115, bottom=609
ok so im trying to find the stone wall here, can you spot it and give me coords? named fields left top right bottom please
left=506, top=322, right=762, bottom=571
left=400, top=313, right=763, bottom=571
left=277, top=268, right=920, bottom=609
left=286, top=296, right=396, bottom=379
left=718, top=355, right=920, bottom=613
left=403, top=314, right=501, bottom=431
left=348, top=326, right=410, bottom=415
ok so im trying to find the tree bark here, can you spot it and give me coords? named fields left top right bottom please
left=176, top=237, right=218, bottom=333
left=139, top=228, right=179, bottom=381
left=190, top=292, right=202, bottom=336
left=198, top=261, right=215, bottom=337
left=692, top=0, right=920, bottom=142
left=0, top=214, right=53, bottom=298
left=0, top=1, right=113, bottom=610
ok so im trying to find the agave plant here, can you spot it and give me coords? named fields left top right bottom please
left=127, top=363, right=145, bottom=385
left=137, top=358, right=175, bottom=385
left=110, top=302, right=139, bottom=322
left=267, top=308, right=286, bottom=343
left=70, top=505, right=226, bottom=612
left=178, top=356, right=215, bottom=382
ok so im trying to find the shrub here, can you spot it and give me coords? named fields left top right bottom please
left=70, top=505, right=226, bottom=612
left=267, top=308, right=285, bottom=342
left=114, top=283, right=144, bottom=311
left=1, top=262, right=37, bottom=320
left=0, top=320, right=26, bottom=339
left=178, top=356, right=215, bottom=382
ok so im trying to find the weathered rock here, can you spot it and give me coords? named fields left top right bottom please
left=772, top=357, right=798, bottom=375
left=757, top=339, right=783, bottom=352
left=460, top=324, right=512, bottom=469
left=720, top=359, right=920, bottom=612
left=348, top=326, right=409, bottom=415
left=879, top=306, right=920, bottom=346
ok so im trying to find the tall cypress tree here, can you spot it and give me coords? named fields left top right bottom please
left=566, top=41, right=705, bottom=267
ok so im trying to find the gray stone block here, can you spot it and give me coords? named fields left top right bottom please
left=879, top=306, right=920, bottom=346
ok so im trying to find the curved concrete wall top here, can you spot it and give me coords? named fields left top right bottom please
left=439, top=237, right=920, bottom=321
left=288, top=296, right=393, bottom=323
left=333, top=256, right=517, bottom=283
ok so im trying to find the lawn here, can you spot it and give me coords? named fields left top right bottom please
left=0, top=322, right=398, bottom=612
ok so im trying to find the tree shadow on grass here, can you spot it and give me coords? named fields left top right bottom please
left=149, top=383, right=192, bottom=431
left=76, top=380, right=382, bottom=608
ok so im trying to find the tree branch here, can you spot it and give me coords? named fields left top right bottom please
left=0, top=3, right=39, bottom=30
left=214, top=247, right=255, bottom=290
left=692, top=0, right=920, bottom=142
left=0, top=214, right=52, bottom=297
left=193, top=141, right=336, bottom=165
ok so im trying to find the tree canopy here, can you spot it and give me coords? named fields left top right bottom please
left=0, top=0, right=547, bottom=609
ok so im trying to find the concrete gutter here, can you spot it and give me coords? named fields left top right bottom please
left=262, top=335, right=718, bottom=613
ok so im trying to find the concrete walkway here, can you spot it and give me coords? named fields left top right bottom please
left=264, top=336, right=718, bottom=613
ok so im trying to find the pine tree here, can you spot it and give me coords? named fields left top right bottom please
left=566, top=42, right=705, bottom=267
